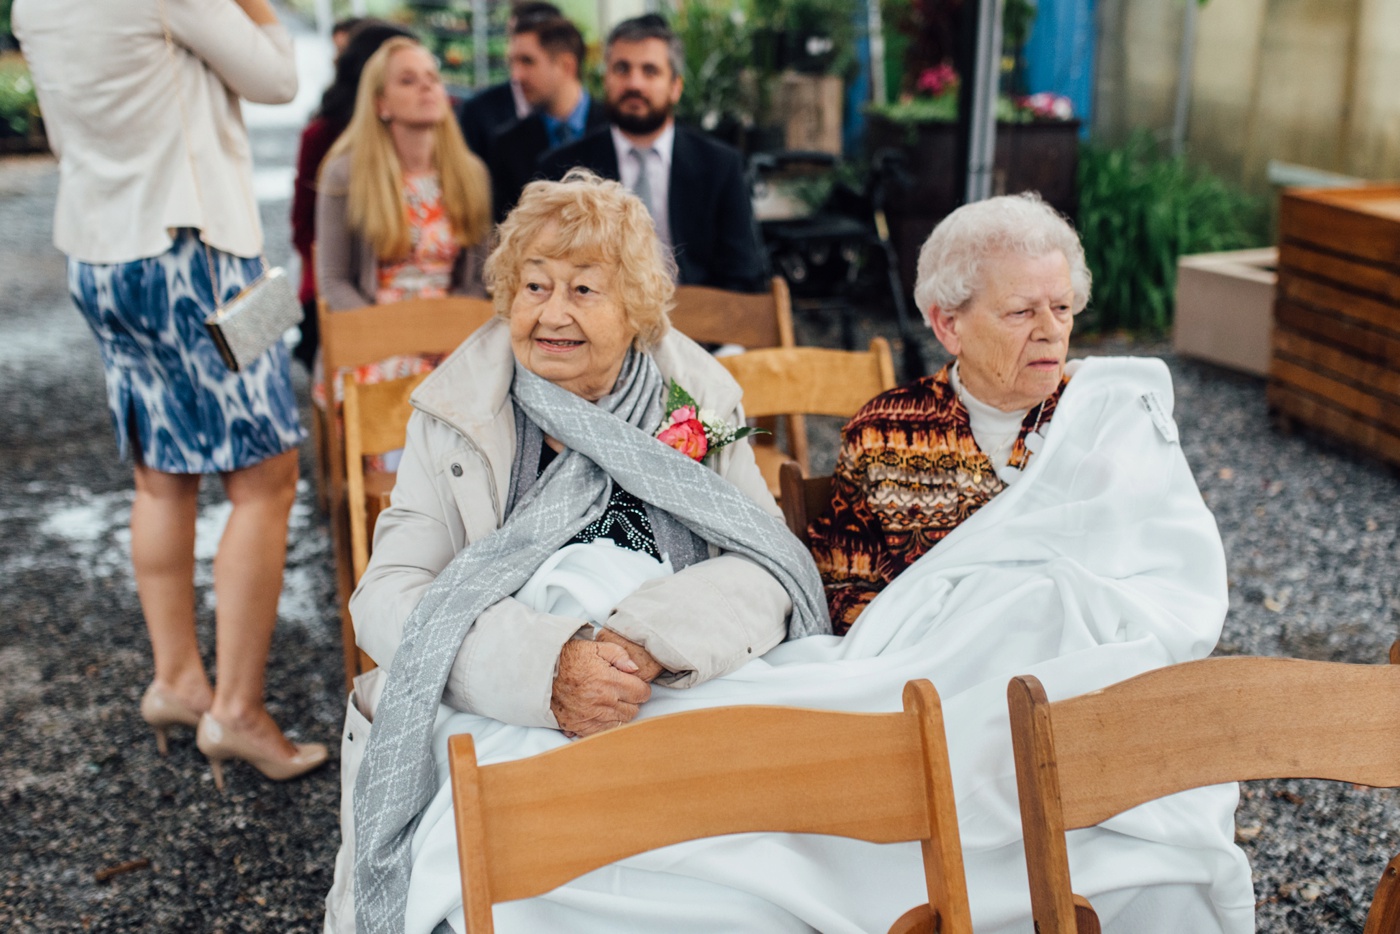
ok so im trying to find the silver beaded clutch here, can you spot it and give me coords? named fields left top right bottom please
left=204, top=266, right=303, bottom=373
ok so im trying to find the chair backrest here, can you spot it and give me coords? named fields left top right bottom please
left=318, top=294, right=496, bottom=502
left=1008, top=644, right=1400, bottom=934
left=670, top=276, right=795, bottom=349
left=719, top=337, right=896, bottom=472
left=450, top=679, right=973, bottom=934
left=343, top=371, right=431, bottom=584
left=318, top=295, right=497, bottom=394
left=778, top=459, right=833, bottom=545
left=319, top=296, right=496, bottom=689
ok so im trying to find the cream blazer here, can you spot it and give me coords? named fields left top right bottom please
left=350, top=319, right=792, bottom=729
left=13, top=0, right=297, bottom=264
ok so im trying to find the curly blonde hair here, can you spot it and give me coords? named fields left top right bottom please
left=484, top=169, right=676, bottom=349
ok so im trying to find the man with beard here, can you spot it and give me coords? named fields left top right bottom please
left=489, top=14, right=606, bottom=222
left=538, top=15, right=766, bottom=293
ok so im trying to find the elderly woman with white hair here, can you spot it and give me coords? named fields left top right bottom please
left=327, top=189, right=1255, bottom=934
left=810, top=192, right=1092, bottom=630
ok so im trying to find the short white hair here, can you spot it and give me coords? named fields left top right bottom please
left=912, top=192, right=1092, bottom=319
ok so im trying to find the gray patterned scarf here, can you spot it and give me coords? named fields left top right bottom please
left=353, top=350, right=830, bottom=933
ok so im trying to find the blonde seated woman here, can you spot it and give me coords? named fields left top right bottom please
left=314, top=35, right=492, bottom=467
left=325, top=183, right=1254, bottom=934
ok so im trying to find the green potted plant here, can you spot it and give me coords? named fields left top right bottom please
left=673, top=0, right=755, bottom=149
left=0, top=54, right=44, bottom=152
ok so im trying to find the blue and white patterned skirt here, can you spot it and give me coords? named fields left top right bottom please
left=68, top=229, right=306, bottom=474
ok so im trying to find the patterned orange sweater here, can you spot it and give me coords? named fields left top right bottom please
left=809, top=363, right=1067, bottom=634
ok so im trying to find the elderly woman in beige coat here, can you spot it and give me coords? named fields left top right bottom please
left=326, top=170, right=828, bottom=932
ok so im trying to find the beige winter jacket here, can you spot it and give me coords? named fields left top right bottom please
left=348, top=317, right=791, bottom=729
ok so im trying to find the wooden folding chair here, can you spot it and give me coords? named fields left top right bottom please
left=671, top=276, right=797, bottom=477
left=778, top=459, right=833, bottom=546
left=317, top=296, right=496, bottom=691
left=720, top=337, right=896, bottom=496
left=449, top=679, right=973, bottom=934
left=1008, top=642, right=1400, bottom=934
left=670, top=276, right=796, bottom=350
left=341, top=371, right=434, bottom=675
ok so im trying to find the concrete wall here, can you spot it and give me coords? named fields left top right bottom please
left=1095, top=0, right=1400, bottom=196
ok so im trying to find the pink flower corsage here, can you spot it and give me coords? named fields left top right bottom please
left=654, top=381, right=764, bottom=462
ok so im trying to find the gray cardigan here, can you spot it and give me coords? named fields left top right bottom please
left=314, top=152, right=489, bottom=310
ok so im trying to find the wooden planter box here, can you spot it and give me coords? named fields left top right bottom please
left=1174, top=247, right=1277, bottom=377
left=772, top=73, right=843, bottom=156
left=1271, top=186, right=1400, bottom=466
left=865, top=116, right=1080, bottom=292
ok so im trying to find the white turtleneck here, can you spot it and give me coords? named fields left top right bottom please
left=949, top=363, right=1030, bottom=473
left=949, top=360, right=1079, bottom=477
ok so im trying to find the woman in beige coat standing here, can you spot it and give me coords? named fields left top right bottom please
left=14, top=0, right=326, bottom=789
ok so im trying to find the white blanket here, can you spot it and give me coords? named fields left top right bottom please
left=397, top=357, right=1256, bottom=934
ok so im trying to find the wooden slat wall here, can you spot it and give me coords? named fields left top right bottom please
left=1270, top=186, right=1400, bottom=466
left=1097, top=0, right=1400, bottom=199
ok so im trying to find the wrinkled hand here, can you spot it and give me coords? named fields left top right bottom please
left=594, top=628, right=665, bottom=683
left=551, top=639, right=651, bottom=737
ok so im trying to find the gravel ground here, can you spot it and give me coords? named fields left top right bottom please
left=2, top=52, right=1398, bottom=933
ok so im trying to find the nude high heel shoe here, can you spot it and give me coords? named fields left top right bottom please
left=140, top=683, right=203, bottom=756
left=195, top=714, right=329, bottom=792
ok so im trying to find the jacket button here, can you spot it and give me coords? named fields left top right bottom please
left=450, top=463, right=463, bottom=477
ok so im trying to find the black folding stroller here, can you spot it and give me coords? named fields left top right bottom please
left=749, top=147, right=926, bottom=378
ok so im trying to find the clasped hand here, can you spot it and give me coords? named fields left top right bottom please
left=550, top=632, right=662, bottom=737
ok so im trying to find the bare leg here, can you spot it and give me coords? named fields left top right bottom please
left=208, top=449, right=301, bottom=759
left=131, top=462, right=214, bottom=712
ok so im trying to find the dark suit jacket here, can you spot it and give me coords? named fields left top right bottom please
left=489, top=97, right=608, bottom=223
left=537, top=124, right=767, bottom=293
left=456, top=82, right=518, bottom=166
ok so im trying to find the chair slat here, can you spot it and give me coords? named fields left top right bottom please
left=671, top=277, right=794, bottom=349
left=720, top=340, right=895, bottom=419
left=481, top=707, right=929, bottom=902
left=449, top=679, right=973, bottom=934
left=1047, top=656, right=1400, bottom=828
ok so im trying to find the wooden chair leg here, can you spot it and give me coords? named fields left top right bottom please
left=1364, top=853, right=1400, bottom=934
left=885, top=903, right=934, bottom=934
left=1073, top=894, right=1102, bottom=934
left=330, top=496, right=359, bottom=694
left=311, top=403, right=330, bottom=513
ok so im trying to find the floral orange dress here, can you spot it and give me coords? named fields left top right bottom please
left=314, top=172, right=460, bottom=468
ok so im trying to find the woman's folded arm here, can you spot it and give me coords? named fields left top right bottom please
left=602, top=554, right=789, bottom=687
left=442, top=597, right=591, bottom=727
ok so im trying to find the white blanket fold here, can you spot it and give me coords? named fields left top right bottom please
left=376, top=357, right=1255, bottom=934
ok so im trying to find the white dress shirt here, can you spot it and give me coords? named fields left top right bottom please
left=13, top=0, right=298, bottom=264
left=611, top=122, right=674, bottom=249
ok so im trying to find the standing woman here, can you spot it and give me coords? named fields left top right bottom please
left=315, top=36, right=493, bottom=335
left=13, top=0, right=327, bottom=787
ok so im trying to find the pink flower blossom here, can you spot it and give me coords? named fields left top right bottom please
left=667, top=404, right=698, bottom=426
left=916, top=63, right=959, bottom=98
left=657, top=418, right=708, bottom=461
left=1020, top=92, right=1073, bottom=120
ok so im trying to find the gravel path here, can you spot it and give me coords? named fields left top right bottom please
left=2, top=34, right=1397, bottom=933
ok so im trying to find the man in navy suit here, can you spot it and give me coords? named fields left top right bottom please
left=489, top=15, right=606, bottom=221
left=454, top=1, right=561, bottom=165
left=537, top=15, right=766, bottom=293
